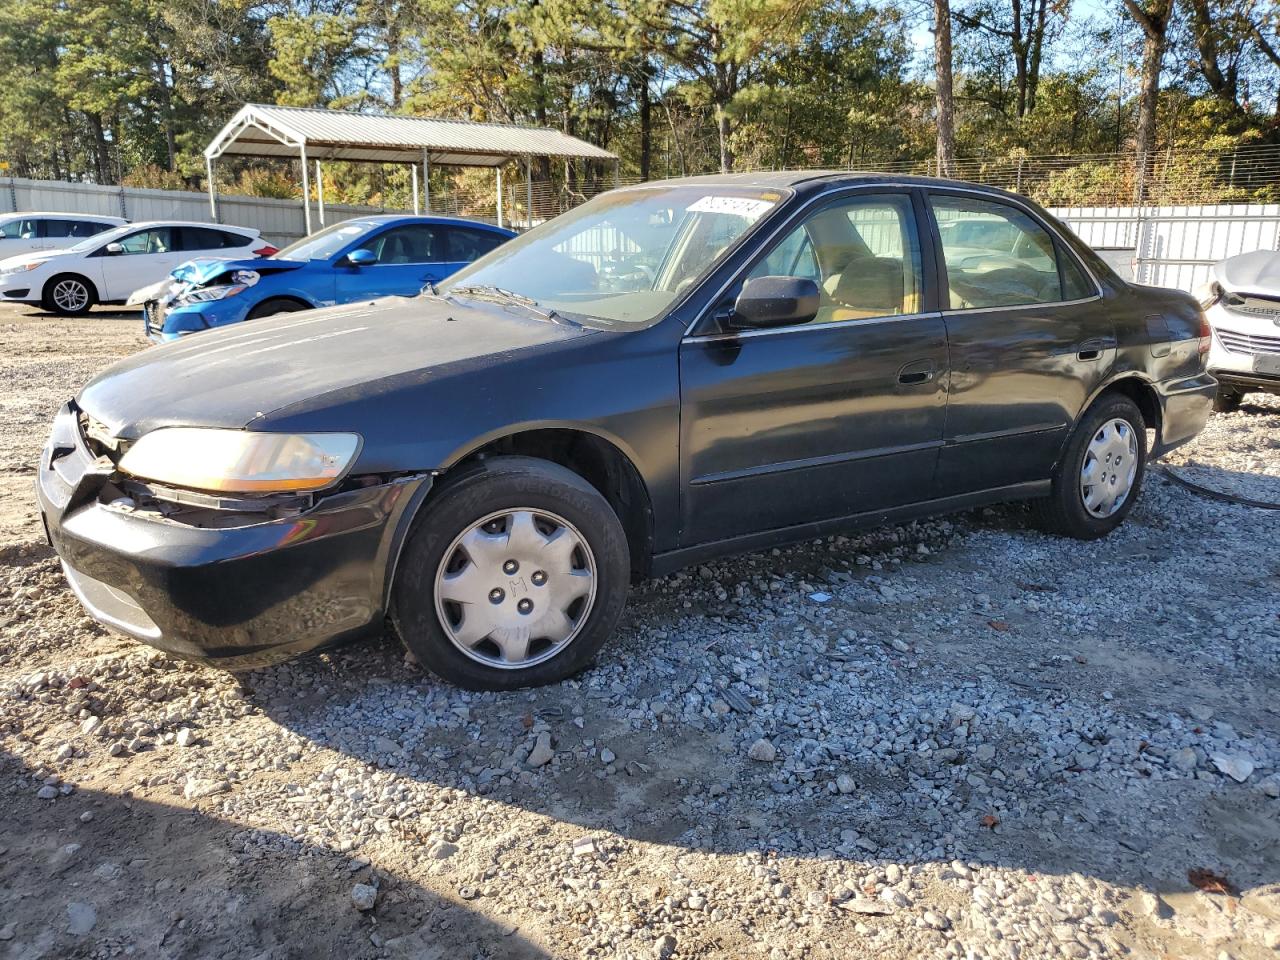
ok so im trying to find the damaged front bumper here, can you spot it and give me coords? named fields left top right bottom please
left=36, top=401, right=431, bottom=669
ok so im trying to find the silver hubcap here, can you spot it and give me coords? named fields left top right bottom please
left=433, top=508, right=596, bottom=669
left=52, top=279, right=88, bottom=312
left=1081, top=418, right=1138, bottom=518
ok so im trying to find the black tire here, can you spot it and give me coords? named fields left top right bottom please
left=1212, top=387, right=1243, bottom=413
left=246, top=298, right=308, bottom=321
left=1030, top=394, right=1147, bottom=540
left=42, top=274, right=97, bottom=316
left=391, top=456, right=630, bottom=690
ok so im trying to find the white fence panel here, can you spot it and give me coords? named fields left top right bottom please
left=1, top=177, right=414, bottom=247
left=1051, top=203, right=1280, bottom=292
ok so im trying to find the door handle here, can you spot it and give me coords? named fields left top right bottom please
left=1076, top=337, right=1113, bottom=361
left=897, top=359, right=936, bottom=385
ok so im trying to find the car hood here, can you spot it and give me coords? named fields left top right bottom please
left=77, top=295, right=595, bottom=438
left=1213, top=250, right=1280, bottom=298
left=170, top=256, right=305, bottom=285
left=0, top=250, right=68, bottom=271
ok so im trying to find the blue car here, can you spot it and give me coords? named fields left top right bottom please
left=140, top=215, right=515, bottom=341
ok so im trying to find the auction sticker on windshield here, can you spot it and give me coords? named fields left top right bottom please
left=687, top=195, right=776, bottom=220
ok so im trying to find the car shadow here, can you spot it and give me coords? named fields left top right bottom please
left=0, top=747, right=551, bottom=960
left=222, top=460, right=1280, bottom=913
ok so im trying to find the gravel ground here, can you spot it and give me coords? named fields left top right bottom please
left=1, top=303, right=1278, bottom=960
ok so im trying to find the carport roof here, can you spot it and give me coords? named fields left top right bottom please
left=205, top=104, right=617, bottom=167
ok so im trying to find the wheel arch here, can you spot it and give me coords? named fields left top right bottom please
left=1088, top=374, right=1162, bottom=440
left=43, top=271, right=99, bottom=307
left=442, top=425, right=656, bottom=578
left=249, top=294, right=314, bottom=315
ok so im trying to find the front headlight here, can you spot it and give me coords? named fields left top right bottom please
left=0, top=261, right=43, bottom=276
left=180, top=283, right=246, bottom=304
left=118, top=428, right=361, bottom=493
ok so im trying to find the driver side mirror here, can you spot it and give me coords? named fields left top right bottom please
left=731, top=275, right=820, bottom=329
left=346, top=248, right=376, bottom=267
left=104, top=242, right=123, bottom=255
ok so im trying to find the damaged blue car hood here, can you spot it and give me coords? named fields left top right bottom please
left=171, top=256, right=306, bottom=285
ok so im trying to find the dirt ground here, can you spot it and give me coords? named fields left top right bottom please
left=1, top=301, right=1278, bottom=960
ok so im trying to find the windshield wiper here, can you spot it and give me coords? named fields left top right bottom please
left=449, top=284, right=562, bottom=321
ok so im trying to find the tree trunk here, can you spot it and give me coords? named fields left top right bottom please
left=1187, top=0, right=1238, bottom=113
left=1011, top=0, right=1028, bottom=118
left=86, top=112, right=111, bottom=184
left=1123, top=0, right=1172, bottom=202
left=531, top=49, right=551, bottom=182
left=637, top=62, right=652, bottom=181
left=933, top=0, right=956, bottom=177
left=714, top=103, right=732, bottom=173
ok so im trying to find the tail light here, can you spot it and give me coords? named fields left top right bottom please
left=1197, top=312, right=1212, bottom=354
left=254, top=245, right=278, bottom=257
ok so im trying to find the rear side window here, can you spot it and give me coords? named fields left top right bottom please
left=180, top=227, right=234, bottom=251
left=448, top=227, right=507, bottom=262
left=1060, top=250, right=1095, bottom=300
left=41, top=219, right=73, bottom=238
left=70, top=220, right=113, bottom=238
left=931, top=195, right=1069, bottom=309
left=218, top=230, right=252, bottom=248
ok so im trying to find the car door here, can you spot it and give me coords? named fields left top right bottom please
left=678, top=190, right=949, bottom=546
left=95, top=227, right=183, bottom=300
left=926, top=191, right=1115, bottom=496
left=0, top=217, right=40, bottom=256
left=333, top=223, right=447, bottom=301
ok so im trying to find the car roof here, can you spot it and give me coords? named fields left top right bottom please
left=340, top=214, right=513, bottom=232
left=0, top=211, right=126, bottom=222
left=615, top=170, right=1031, bottom=203
left=119, top=220, right=259, bottom=234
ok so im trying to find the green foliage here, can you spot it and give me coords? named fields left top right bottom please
left=0, top=0, right=1274, bottom=204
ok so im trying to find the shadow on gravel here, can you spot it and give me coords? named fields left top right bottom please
left=236, top=621, right=1280, bottom=908
left=0, top=748, right=551, bottom=960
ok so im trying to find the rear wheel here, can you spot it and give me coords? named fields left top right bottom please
left=1030, top=394, right=1147, bottom=540
left=391, top=456, right=629, bottom=690
left=1212, top=387, right=1243, bottom=413
left=246, top=298, right=308, bottom=321
left=43, top=274, right=96, bottom=316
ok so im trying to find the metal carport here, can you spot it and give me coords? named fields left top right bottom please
left=203, top=104, right=619, bottom=234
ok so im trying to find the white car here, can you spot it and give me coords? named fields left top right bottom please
left=0, top=221, right=273, bottom=315
left=1198, top=249, right=1280, bottom=411
left=0, top=212, right=126, bottom=259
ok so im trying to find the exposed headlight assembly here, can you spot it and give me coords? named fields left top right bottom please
left=180, top=283, right=247, bottom=304
left=118, top=428, right=361, bottom=493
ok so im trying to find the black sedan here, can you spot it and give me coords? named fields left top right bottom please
left=37, top=173, right=1215, bottom=689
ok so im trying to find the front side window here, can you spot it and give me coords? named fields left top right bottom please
left=441, top=185, right=783, bottom=325
left=115, top=228, right=173, bottom=255
left=0, top=218, right=36, bottom=239
left=745, top=193, right=921, bottom=324
left=931, top=195, right=1077, bottom=309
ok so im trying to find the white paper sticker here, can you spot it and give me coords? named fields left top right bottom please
left=687, top=195, right=775, bottom=220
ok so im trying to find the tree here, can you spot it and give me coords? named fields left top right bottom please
left=1122, top=0, right=1174, bottom=200
left=934, top=0, right=957, bottom=175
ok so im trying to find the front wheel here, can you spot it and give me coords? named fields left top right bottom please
left=391, top=456, right=630, bottom=690
left=246, top=298, right=308, bottom=321
left=43, top=275, right=96, bottom=316
left=1030, top=394, right=1147, bottom=540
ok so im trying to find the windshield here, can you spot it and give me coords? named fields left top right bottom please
left=273, top=221, right=373, bottom=261
left=66, top=223, right=135, bottom=254
left=440, top=185, right=785, bottom=324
